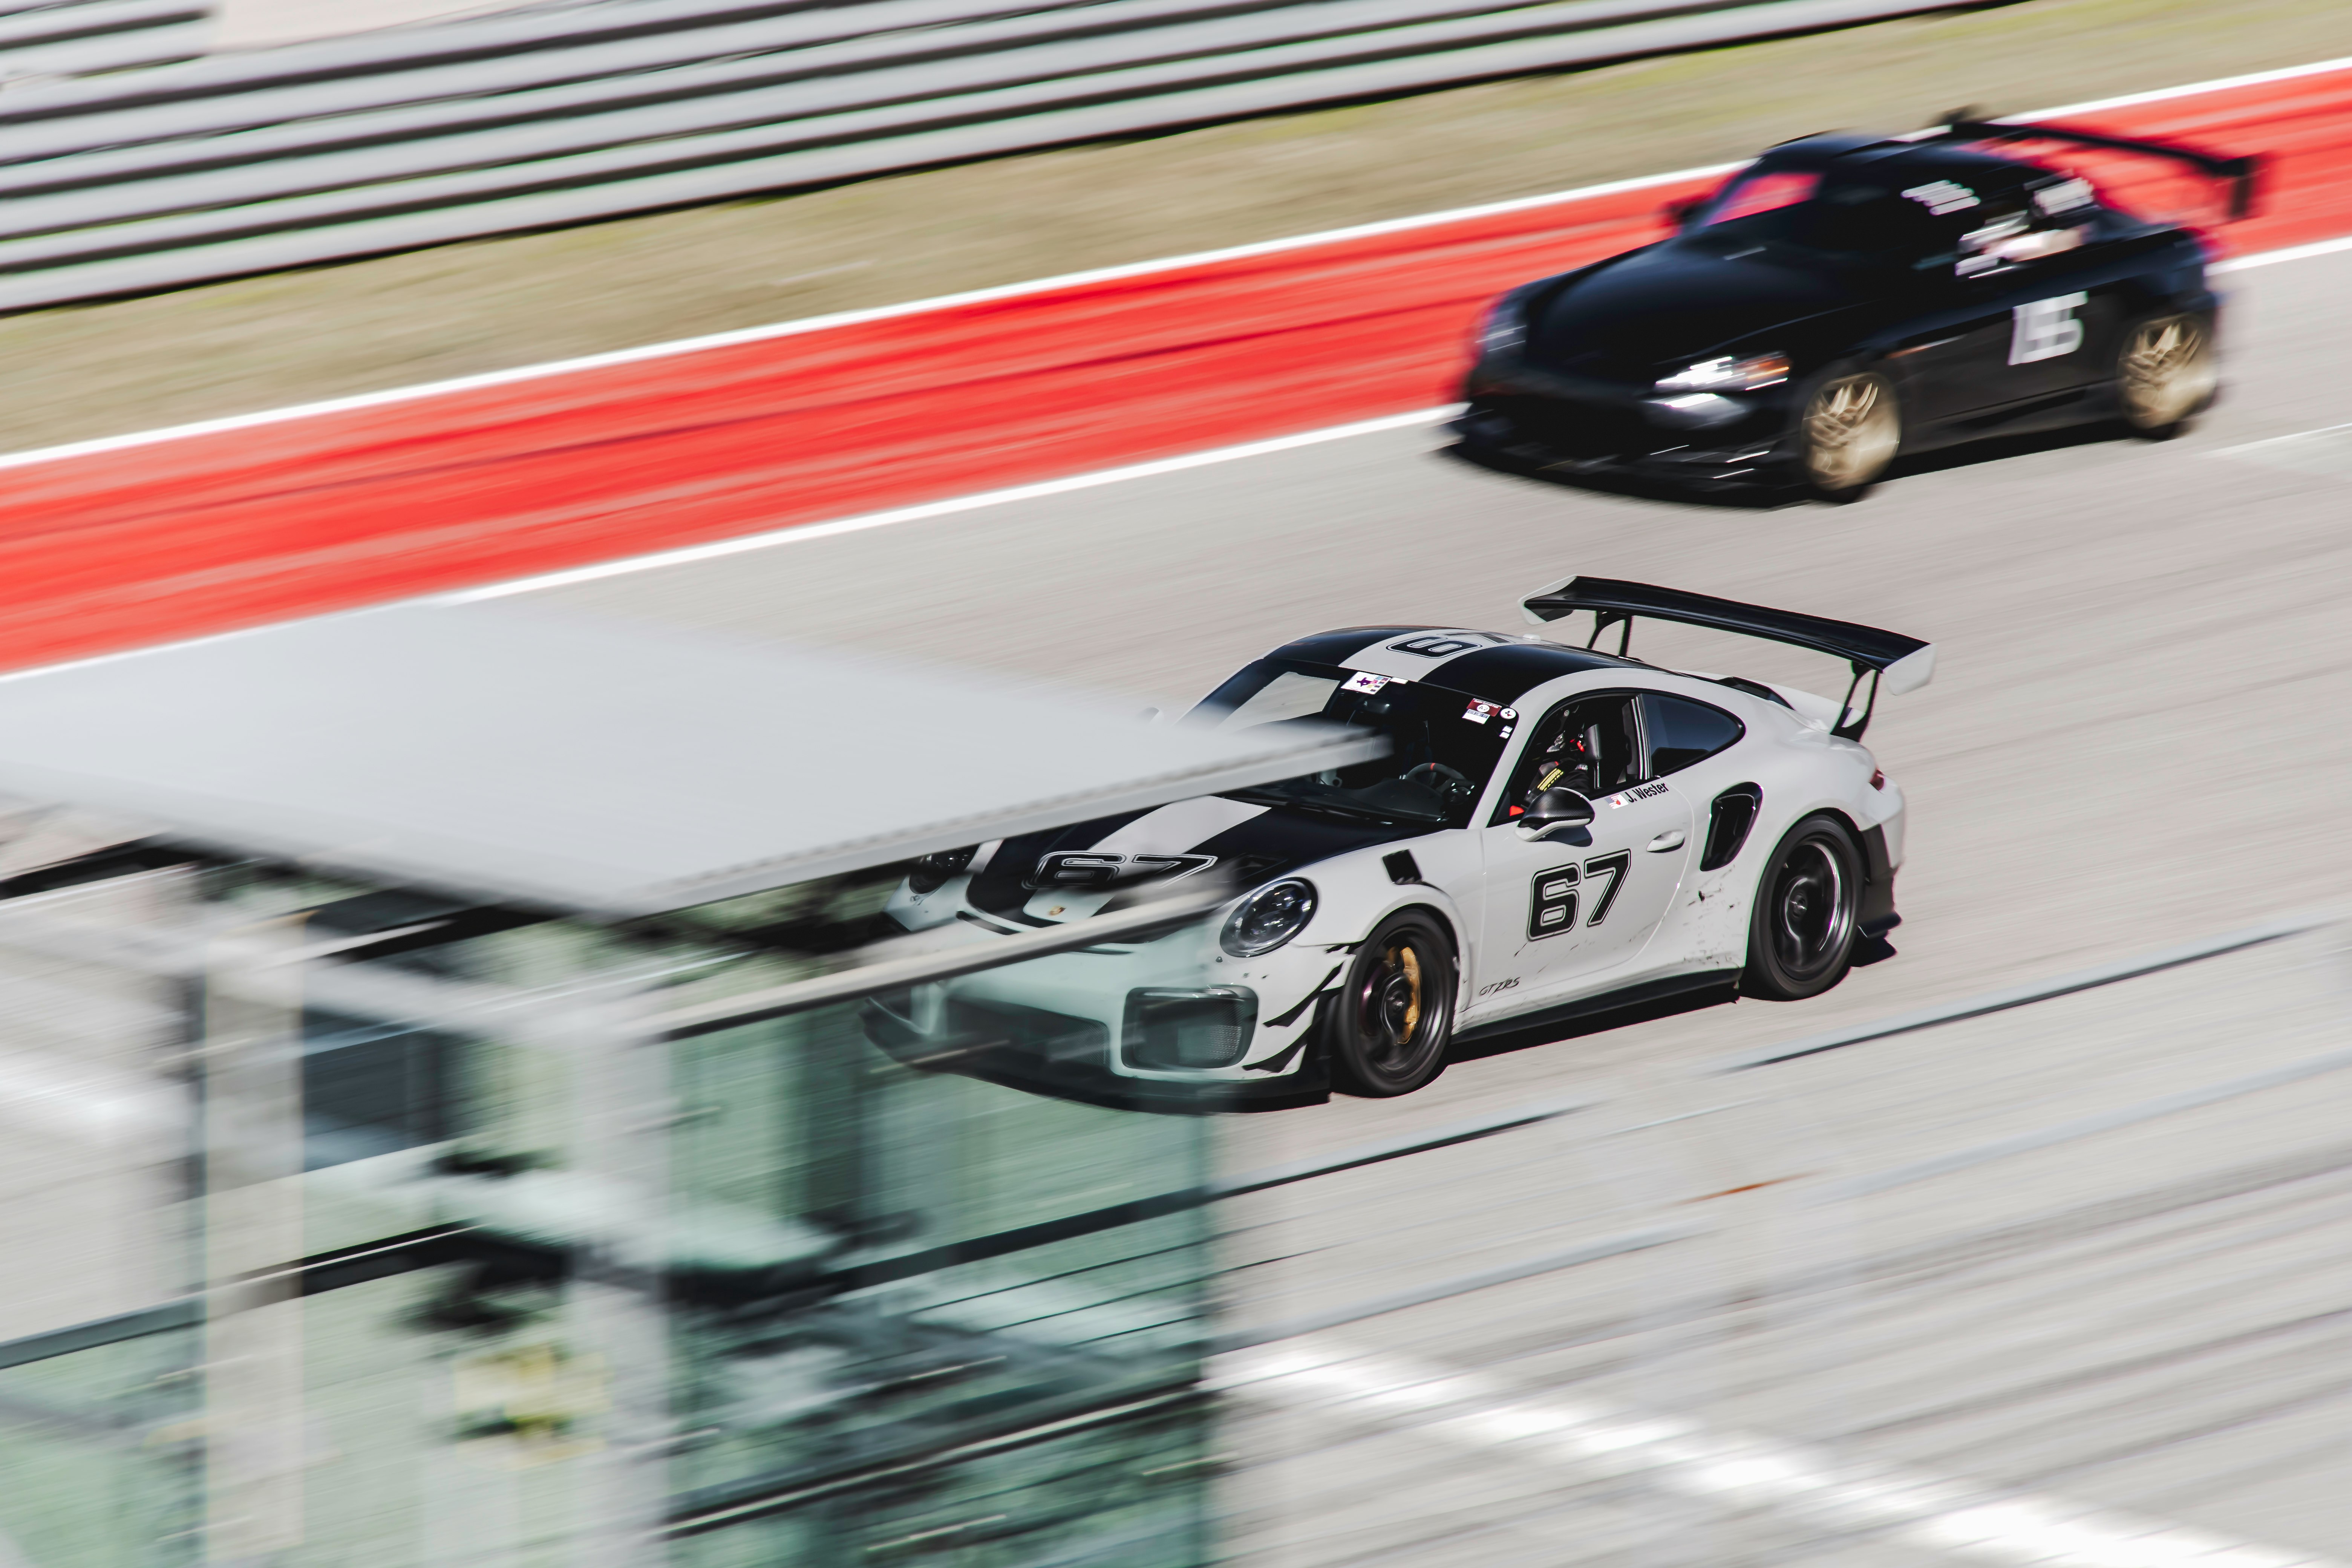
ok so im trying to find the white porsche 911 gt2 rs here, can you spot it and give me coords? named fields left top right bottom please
left=864, top=577, right=1933, bottom=1107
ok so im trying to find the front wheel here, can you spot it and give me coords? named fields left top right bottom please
left=1797, top=370, right=1902, bottom=499
left=1741, top=815, right=1862, bottom=1000
left=1326, top=911, right=1456, bottom=1096
left=2116, top=312, right=2217, bottom=437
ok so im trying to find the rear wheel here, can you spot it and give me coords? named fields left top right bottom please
left=1798, top=371, right=1901, bottom=499
left=2116, top=312, right=2217, bottom=436
left=1326, top=911, right=1456, bottom=1097
left=1742, top=815, right=1862, bottom=1000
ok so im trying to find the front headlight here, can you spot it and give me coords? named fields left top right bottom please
left=1654, top=352, right=1790, bottom=393
left=1475, top=294, right=1528, bottom=356
left=1220, top=879, right=1317, bottom=957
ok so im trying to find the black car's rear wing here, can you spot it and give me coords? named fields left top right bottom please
left=1935, top=112, right=2262, bottom=220
left=1520, top=576, right=1934, bottom=741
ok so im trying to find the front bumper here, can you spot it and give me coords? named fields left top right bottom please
left=1457, top=364, right=1801, bottom=488
left=856, top=940, right=1337, bottom=1113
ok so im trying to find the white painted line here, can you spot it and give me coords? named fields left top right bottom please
left=444, top=405, right=1461, bottom=601
left=1221, top=1337, right=2346, bottom=1567
left=2217, top=420, right=2352, bottom=456
left=0, top=163, right=1732, bottom=476
left=2021, top=51, right=2352, bottom=120
left=1, top=55, right=2345, bottom=476
left=2215, top=233, right=2352, bottom=272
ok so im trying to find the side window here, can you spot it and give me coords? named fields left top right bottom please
left=1496, top=695, right=1639, bottom=821
left=1641, top=694, right=1744, bottom=777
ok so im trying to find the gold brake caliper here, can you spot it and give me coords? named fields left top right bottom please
left=1395, top=945, right=1422, bottom=1040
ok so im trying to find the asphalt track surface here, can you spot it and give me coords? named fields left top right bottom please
left=530, top=239, right=2352, bottom=1133
left=516, top=240, right=2352, bottom=1565
left=492, top=241, right=2352, bottom=1562
left=1, top=61, right=2347, bottom=673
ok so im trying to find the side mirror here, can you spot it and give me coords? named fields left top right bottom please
left=1664, top=197, right=1703, bottom=231
left=1520, top=787, right=1595, bottom=839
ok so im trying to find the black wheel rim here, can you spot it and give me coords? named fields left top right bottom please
left=1355, top=938, right=1433, bottom=1072
left=1769, top=838, right=1853, bottom=981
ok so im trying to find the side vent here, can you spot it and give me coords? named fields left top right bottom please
left=1701, top=784, right=1763, bottom=871
left=1383, top=851, right=1424, bottom=885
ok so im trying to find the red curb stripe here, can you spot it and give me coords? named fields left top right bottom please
left=4, top=65, right=2350, bottom=672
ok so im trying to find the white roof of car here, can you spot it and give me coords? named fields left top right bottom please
left=0, top=601, right=1381, bottom=918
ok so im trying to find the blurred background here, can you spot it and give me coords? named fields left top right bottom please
left=3, top=0, right=2352, bottom=1562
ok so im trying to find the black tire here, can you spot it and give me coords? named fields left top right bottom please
left=2115, top=311, right=2218, bottom=438
left=1794, top=366, right=1902, bottom=500
left=1741, top=815, right=1863, bottom=1000
left=1326, top=911, right=1457, bottom=1097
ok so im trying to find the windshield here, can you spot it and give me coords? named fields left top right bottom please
left=1184, top=659, right=1516, bottom=828
left=1689, top=162, right=2104, bottom=271
left=1689, top=166, right=1942, bottom=264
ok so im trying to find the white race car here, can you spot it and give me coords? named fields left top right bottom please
left=866, top=578, right=1932, bottom=1106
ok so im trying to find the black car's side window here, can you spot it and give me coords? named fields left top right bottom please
left=1495, top=694, right=1640, bottom=822
left=1640, top=694, right=1744, bottom=777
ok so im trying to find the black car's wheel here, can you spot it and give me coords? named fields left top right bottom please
left=1326, top=911, right=1456, bottom=1097
left=1797, top=370, right=1901, bottom=498
left=1742, top=815, right=1862, bottom=1000
left=2116, top=312, right=2217, bottom=437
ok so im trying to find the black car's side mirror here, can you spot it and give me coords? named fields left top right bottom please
left=1521, top=788, right=1596, bottom=838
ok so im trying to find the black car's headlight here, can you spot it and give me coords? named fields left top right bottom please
left=1220, top=880, right=1317, bottom=957
left=1475, top=294, right=1529, bottom=356
left=907, top=845, right=976, bottom=894
left=1654, top=351, right=1790, bottom=393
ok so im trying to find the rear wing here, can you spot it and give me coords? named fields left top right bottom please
left=1934, top=112, right=2262, bottom=221
left=1519, top=576, right=1934, bottom=742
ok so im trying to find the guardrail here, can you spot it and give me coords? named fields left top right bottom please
left=0, top=0, right=1985, bottom=312
left=0, top=0, right=207, bottom=86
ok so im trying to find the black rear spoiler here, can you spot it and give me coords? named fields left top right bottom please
left=1935, top=111, right=2262, bottom=221
left=1520, top=576, right=1934, bottom=741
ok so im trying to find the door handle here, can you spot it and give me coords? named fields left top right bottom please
left=1646, top=830, right=1686, bottom=852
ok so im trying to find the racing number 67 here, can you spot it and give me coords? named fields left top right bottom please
left=1528, top=852, right=1631, bottom=941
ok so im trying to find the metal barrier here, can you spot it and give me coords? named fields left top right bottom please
left=0, top=0, right=207, bottom=87
left=0, top=0, right=1988, bottom=311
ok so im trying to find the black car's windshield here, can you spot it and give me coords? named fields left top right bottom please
left=1687, top=162, right=2106, bottom=272
left=1688, top=166, right=1948, bottom=266
left=1184, top=658, right=1516, bottom=828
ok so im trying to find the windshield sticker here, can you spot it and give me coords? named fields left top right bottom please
left=1605, top=782, right=1671, bottom=808
left=1902, top=180, right=1979, bottom=215
left=1343, top=671, right=1393, bottom=694
left=1461, top=700, right=1514, bottom=725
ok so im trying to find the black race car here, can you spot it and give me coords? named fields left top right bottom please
left=1457, top=118, right=2259, bottom=498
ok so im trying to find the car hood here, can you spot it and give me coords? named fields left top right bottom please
left=1528, top=241, right=1864, bottom=378
left=968, top=793, right=1423, bottom=928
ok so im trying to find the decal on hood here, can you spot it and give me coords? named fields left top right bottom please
left=1024, top=852, right=1217, bottom=892
left=967, top=798, right=1432, bottom=926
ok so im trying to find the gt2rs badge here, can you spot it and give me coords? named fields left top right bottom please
left=2010, top=293, right=2087, bottom=364
left=1026, top=852, right=1217, bottom=891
